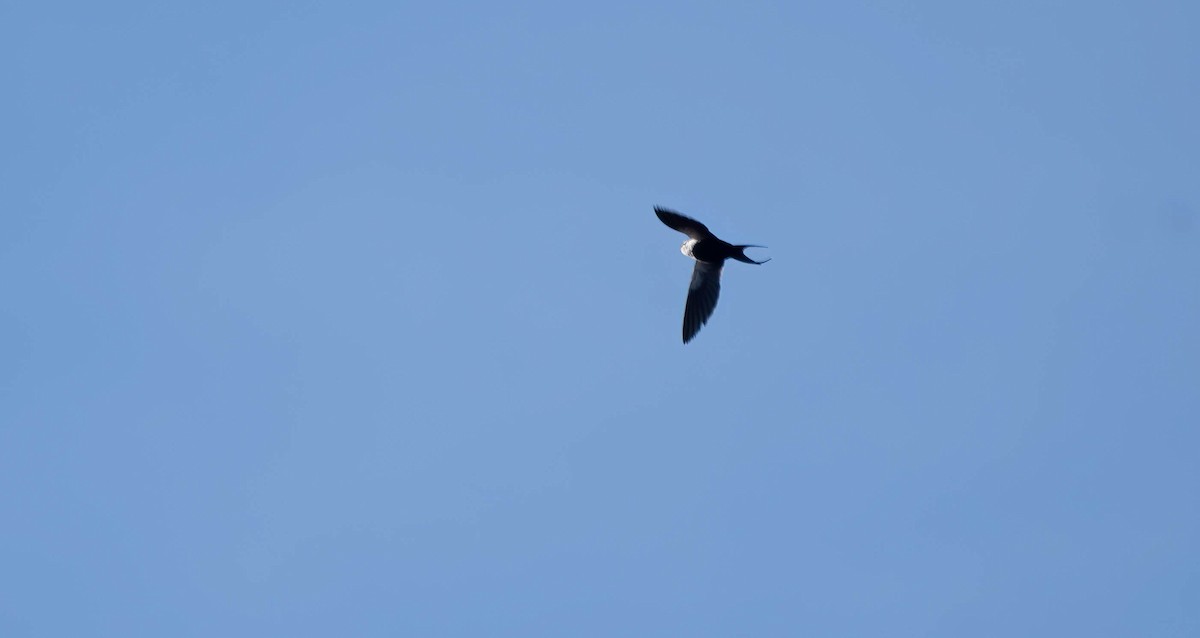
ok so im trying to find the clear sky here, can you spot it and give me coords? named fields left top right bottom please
left=3, top=1, right=1198, bottom=635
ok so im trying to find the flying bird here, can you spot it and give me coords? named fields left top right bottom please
left=655, top=206, right=770, bottom=343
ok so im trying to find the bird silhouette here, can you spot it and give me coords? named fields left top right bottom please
left=655, top=206, right=770, bottom=343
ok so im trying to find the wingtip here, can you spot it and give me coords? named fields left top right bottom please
left=682, top=320, right=697, bottom=344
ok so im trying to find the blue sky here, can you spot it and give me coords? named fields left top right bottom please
left=3, top=1, right=1197, bottom=635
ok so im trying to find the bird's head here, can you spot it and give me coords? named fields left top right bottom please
left=680, top=238, right=699, bottom=258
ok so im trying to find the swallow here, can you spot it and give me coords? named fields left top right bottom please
left=655, top=206, right=770, bottom=343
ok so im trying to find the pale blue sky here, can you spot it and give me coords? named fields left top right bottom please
left=3, top=1, right=1198, bottom=636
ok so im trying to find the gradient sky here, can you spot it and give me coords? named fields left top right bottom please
left=3, top=1, right=1198, bottom=636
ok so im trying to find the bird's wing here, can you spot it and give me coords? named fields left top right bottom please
left=683, top=260, right=723, bottom=343
left=655, top=207, right=713, bottom=240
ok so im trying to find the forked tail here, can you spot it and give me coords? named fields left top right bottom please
left=733, top=245, right=771, bottom=264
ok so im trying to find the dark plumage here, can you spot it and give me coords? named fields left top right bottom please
left=655, top=206, right=769, bottom=343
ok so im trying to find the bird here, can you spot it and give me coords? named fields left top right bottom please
left=655, top=206, right=770, bottom=343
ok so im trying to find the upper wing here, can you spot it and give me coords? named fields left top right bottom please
left=655, top=207, right=714, bottom=240
left=682, top=260, right=723, bottom=343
